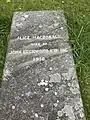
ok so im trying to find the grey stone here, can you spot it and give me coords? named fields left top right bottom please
left=0, top=10, right=86, bottom=120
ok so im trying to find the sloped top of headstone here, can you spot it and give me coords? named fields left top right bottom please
left=0, top=10, right=86, bottom=120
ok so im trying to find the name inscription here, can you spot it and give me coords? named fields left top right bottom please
left=17, top=35, right=62, bottom=40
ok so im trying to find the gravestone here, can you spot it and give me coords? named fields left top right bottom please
left=0, top=11, right=86, bottom=120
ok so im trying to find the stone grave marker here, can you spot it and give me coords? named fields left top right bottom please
left=0, top=10, right=86, bottom=120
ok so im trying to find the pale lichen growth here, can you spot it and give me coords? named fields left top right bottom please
left=60, top=27, right=64, bottom=30
left=54, top=92, right=58, bottom=96
left=45, top=88, right=49, bottom=91
left=70, top=87, right=79, bottom=94
left=57, top=110, right=63, bottom=117
left=24, top=15, right=29, bottom=18
left=54, top=103, right=58, bottom=107
left=62, top=67, right=76, bottom=80
left=40, top=104, right=44, bottom=108
left=49, top=73, right=61, bottom=83
left=38, top=79, right=48, bottom=86
left=35, top=113, right=38, bottom=118
left=57, top=105, right=75, bottom=120
left=75, top=104, right=80, bottom=110
left=22, top=110, right=26, bottom=113
left=12, top=106, right=15, bottom=110
left=26, top=91, right=31, bottom=96
left=4, top=69, right=11, bottom=78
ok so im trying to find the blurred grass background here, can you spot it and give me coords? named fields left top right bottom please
left=0, top=0, right=90, bottom=119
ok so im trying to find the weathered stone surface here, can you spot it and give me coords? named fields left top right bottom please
left=0, top=10, right=86, bottom=120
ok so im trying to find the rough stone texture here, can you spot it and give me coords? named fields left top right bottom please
left=0, top=11, right=86, bottom=120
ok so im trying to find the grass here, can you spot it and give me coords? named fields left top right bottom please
left=0, top=0, right=90, bottom=119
